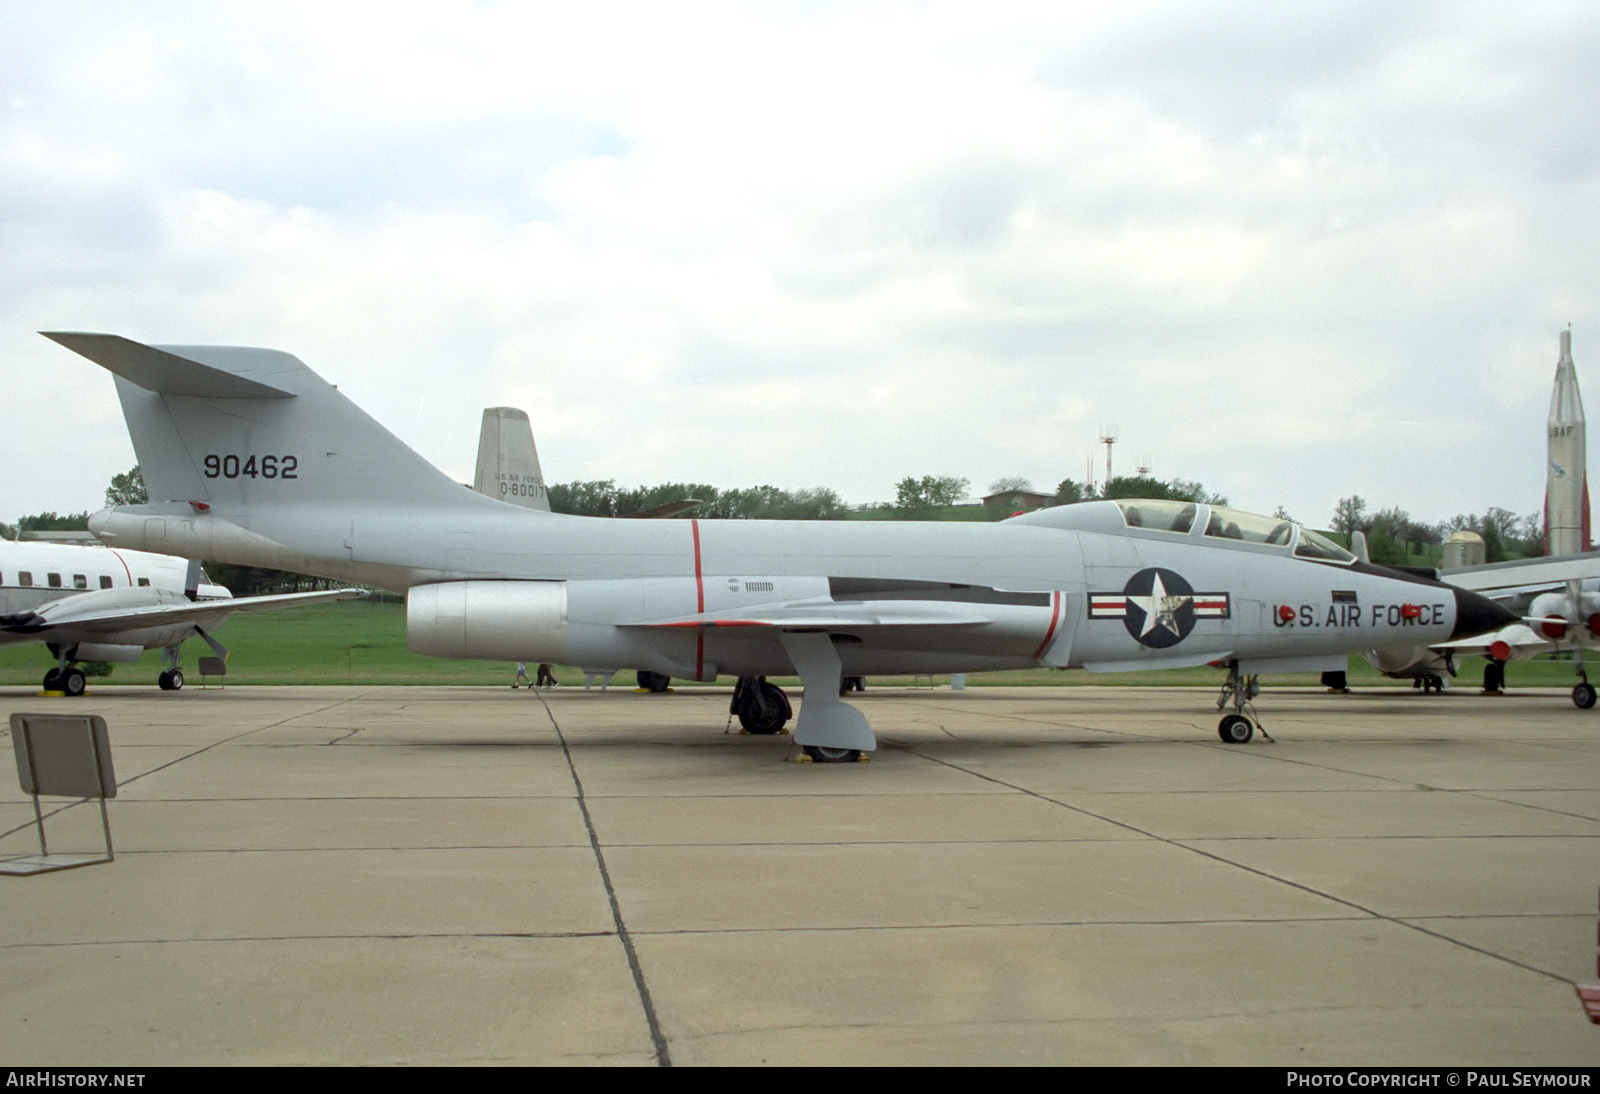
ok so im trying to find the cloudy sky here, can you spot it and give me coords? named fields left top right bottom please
left=4, top=0, right=1598, bottom=530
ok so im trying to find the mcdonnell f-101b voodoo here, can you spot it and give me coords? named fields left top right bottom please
left=48, top=332, right=1515, bottom=760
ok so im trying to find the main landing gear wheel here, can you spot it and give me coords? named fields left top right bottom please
left=1573, top=682, right=1596, bottom=709
left=803, top=745, right=862, bottom=763
left=158, top=669, right=185, bottom=691
left=732, top=677, right=792, bottom=734
left=57, top=668, right=86, bottom=697
left=636, top=670, right=671, bottom=693
left=42, top=668, right=60, bottom=691
left=1218, top=714, right=1254, bottom=744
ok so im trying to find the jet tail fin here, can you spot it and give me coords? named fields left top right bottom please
left=46, top=332, right=488, bottom=515
left=472, top=407, right=551, bottom=512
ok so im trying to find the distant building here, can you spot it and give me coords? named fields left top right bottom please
left=982, top=489, right=1056, bottom=516
left=1442, top=530, right=1486, bottom=569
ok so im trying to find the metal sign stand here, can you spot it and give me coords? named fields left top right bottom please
left=1578, top=888, right=1600, bottom=1023
left=3, top=712, right=118, bottom=875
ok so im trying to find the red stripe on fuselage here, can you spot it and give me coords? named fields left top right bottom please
left=691, top=520, right=705, bottom=680
left=1032, top=591, right=1062, bottom=660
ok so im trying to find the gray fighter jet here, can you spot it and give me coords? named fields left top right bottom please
left=49, top=333, right=1514, bottom=760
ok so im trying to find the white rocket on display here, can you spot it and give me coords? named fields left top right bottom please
left=1546, top=329, right=1590, bottom=556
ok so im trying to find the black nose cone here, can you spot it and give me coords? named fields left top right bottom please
left=1451, top=586, right=1518, bottom=640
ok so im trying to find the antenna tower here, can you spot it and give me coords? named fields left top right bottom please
left=1099, top=425, right=1118, bottom=485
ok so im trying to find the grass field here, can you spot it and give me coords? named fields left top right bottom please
left=2, top=600, right=1593, bottom=692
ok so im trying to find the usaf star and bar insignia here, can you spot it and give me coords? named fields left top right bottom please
left=1089, top=567, right=1230, bottom=648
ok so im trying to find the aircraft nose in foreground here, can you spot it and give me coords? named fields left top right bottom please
left=1450, top=584, right=1519, bottom=640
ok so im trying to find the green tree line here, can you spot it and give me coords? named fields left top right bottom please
left=1330, top=495, right=1541, bottom=564
left=548, top=480, right=847, bottom=519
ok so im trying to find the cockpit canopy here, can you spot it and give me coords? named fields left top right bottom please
left=1012, top=498, right=1356, bottom=564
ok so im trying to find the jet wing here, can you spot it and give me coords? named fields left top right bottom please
left=624, top=599, right=993, bottom=630
left=1431, top=623, right=1551, bottom=657
left=1081, top=650, right=1235, bottom=673
left=2, top=588, right=367, bottom=637
left=1445, top=551, right=1600, bottom=596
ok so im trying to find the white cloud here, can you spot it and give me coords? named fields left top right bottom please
left=2, top=0, right=1598, bottom=533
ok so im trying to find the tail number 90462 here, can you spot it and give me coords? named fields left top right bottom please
left=204, top=454, right=298, bottom=479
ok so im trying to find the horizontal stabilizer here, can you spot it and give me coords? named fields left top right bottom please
left=42, top=333, right=300, bottom=398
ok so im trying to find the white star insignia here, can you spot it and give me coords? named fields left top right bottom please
left=1126, top=571, right=1193, bottom=638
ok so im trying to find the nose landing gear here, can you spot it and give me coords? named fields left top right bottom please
left=1215, top=662, right=1272, bottom=744
left=1574, top=677, right=1596, bottom=710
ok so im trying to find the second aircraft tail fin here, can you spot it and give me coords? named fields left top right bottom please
left=472, top=407, right=551, bottom=512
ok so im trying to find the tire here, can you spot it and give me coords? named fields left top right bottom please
left=61, top=669, right=87, bottom=697
left=1574, top=682, right=1596, bottom=709
left=158, top=671, right=172, bottom=691
left=1218, top=714, right=1253, bottom=743
left=169, top=669, right=184, bottom=691
left=738, top=681, right=790, bottom=734
left=42, top=669, right=61, bottom=691
left=803, top=745, right=861, bottom=763
left=636, top=670, right=671, bottom=693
